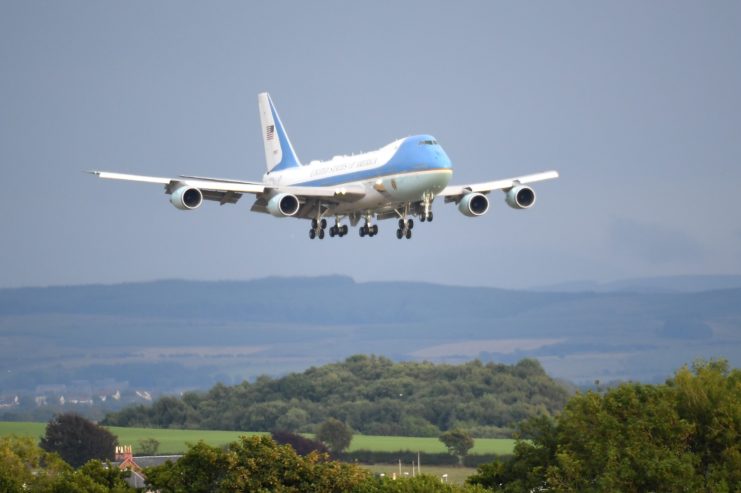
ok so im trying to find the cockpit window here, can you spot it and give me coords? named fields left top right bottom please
left=418, top=139, right=438, bottom=145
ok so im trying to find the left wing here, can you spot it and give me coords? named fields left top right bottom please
left=88, top=171, right=365, bottom=207
left=438, top=170, right=559, bottom=199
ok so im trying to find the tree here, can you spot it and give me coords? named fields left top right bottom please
left=145, top=436, right=368, bottom=492
left=40, top=413, right=118, bottom=467
left=0, top=436, right=133, bottom=493
left=469, top=359, right=740, bottom=492
left=272, top=430, right=329, bottom=456
left=439, top=429, right=474, bottom=465
left=138, top=437, right=160, bottom=455
left=316, top=418, right=353, bottom=453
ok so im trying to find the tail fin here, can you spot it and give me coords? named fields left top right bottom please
left=258, top=92, right=301, bottom=173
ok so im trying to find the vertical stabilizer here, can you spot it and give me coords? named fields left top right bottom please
left=258, top=92, right=301, bottom=173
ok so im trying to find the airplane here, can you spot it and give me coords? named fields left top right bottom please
left=90, top=92, right=558, bottom=240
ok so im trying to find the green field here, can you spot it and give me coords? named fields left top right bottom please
left=0, top=422, right=515, bottom=456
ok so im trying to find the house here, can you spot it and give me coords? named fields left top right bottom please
left=113, top=445, right=181, bottom=489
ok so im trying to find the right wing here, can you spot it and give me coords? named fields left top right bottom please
left=438, top=170, right=559, bottom=200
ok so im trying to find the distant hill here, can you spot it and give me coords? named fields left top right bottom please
left=532, top=274, right=741, bottom=293
left=0, top=275, right=739, bottom=418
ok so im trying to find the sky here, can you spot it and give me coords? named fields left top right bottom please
left=1, top=1, right=740, bottom=289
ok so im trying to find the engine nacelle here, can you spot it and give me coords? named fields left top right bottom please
left=458, top=192, right=489, bottom=217
left=267, top=193, right=300, bottom=217
left=505, top=185, right=536, bottom=209
left=170, top=186, right=203, bottom=210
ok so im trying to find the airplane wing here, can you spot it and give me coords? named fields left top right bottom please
left=438, top=170, right=559, bottom=199
left=87, top=171, right=365, bottom=206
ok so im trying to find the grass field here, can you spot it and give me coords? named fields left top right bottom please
left=0, top=421, right=515, bottom=456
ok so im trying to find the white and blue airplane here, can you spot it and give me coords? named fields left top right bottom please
left=90, top=92, right=558, bottom=239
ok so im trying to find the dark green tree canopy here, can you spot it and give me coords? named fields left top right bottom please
left=40, top=413, right=118, bottom=468
left=103, top=356, right=569, bottom=437
left=317, top=418, right=353, bottom=453
left=439, top=429, right=475, bottom=464
left=467, top=359, right=741, bottom=492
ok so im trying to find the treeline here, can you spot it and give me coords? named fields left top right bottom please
left=467, top=359, right=740, bottom=492
left=103, top=355, right=569, bottom=437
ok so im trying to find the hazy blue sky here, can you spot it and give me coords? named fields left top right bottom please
left=1, top=1, right=739, bottom=289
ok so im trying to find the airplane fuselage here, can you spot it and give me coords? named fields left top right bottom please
left=263, top=134, right=452, bottom=215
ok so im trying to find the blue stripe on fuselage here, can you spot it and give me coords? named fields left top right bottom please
left=295, top=135, right=452, bottom=187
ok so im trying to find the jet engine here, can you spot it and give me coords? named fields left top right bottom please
left=266, top=193, right=300, bottom=217
left=458, top=192, right=489, bottom=217
left=505, top=185, right=536, bottom=209
left=170, top=186, right=203, bottom=210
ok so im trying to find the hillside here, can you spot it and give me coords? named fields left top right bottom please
left=101, top=355, right=568, bottom=437
left=1, top=276, right=739, bottom=418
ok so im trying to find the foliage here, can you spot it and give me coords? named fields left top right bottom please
left=103, top=356, right=569, bottom=436
left=467, top=359, right=740, bottom=492
left=145, top=435, right=369, bottom=492
left=272, top=430, right=329, bottom=456
left=0, top=435, right=133, bottom=492
left=137, top=437, right=160, bottom=455
left=352, top=474, right=490, bottom=492
left=439, top=429, right=474, bottom=465
left=317, top=418, right=354, bottom=453
left=40, top=413, right=118, bottom=468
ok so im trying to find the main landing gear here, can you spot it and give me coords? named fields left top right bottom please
left=329, top=218, right=349, bottom=238
left=396, top=218, right=413, bottom=240
left=310, top=217, right=349, bottom=240
left=359, top=214, right=378, bottom=238
left=309, top=218, right=327, bottom=239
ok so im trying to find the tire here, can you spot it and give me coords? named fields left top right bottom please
left=318, top=229, right=325, bottom=239
left=311, top=218, right=318, bottom=229
left=342, top=225, right=348, bottom=235
left=428, top=212, right=433, bottom=222
left=309, top=229, right=316, bottom=239
left=372, top=225, right=379, bottom=235
left=399, top=219, right=405, bottom=229
left=405, top=229, right=412, bottom=239
left=407, top=219, right=414, bottom=230
left=359, top=227, right=365, bottom=237
left=320, top=218, right=327, bottom=229
left=396, top=228, right=403, bottom=239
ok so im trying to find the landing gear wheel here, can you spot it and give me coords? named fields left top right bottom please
left=329, top=227, right=336, bottom=237
left=318, top=229, right=325, bottom=239
left=427, top=212, right=433, bottom=222
left=320, top=218, right=327, bottom=229
left=309, top=229, right=316, bottom=239
left=407, top=219, right=414, bottom=230
left=359, top=227, right=366, bottom=237
left=371, top=225, right=379, bottom=235
left=311, top=218, right=318, bottom=229
left=420, top=215, right=426, bottom=222
left=399, top=219, right=405, bottom=229
left=396, top=228, right=403, bottom=239
left=342, top=225, right=348, bottom=235
left=405, top=228, right=412, bottom=239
